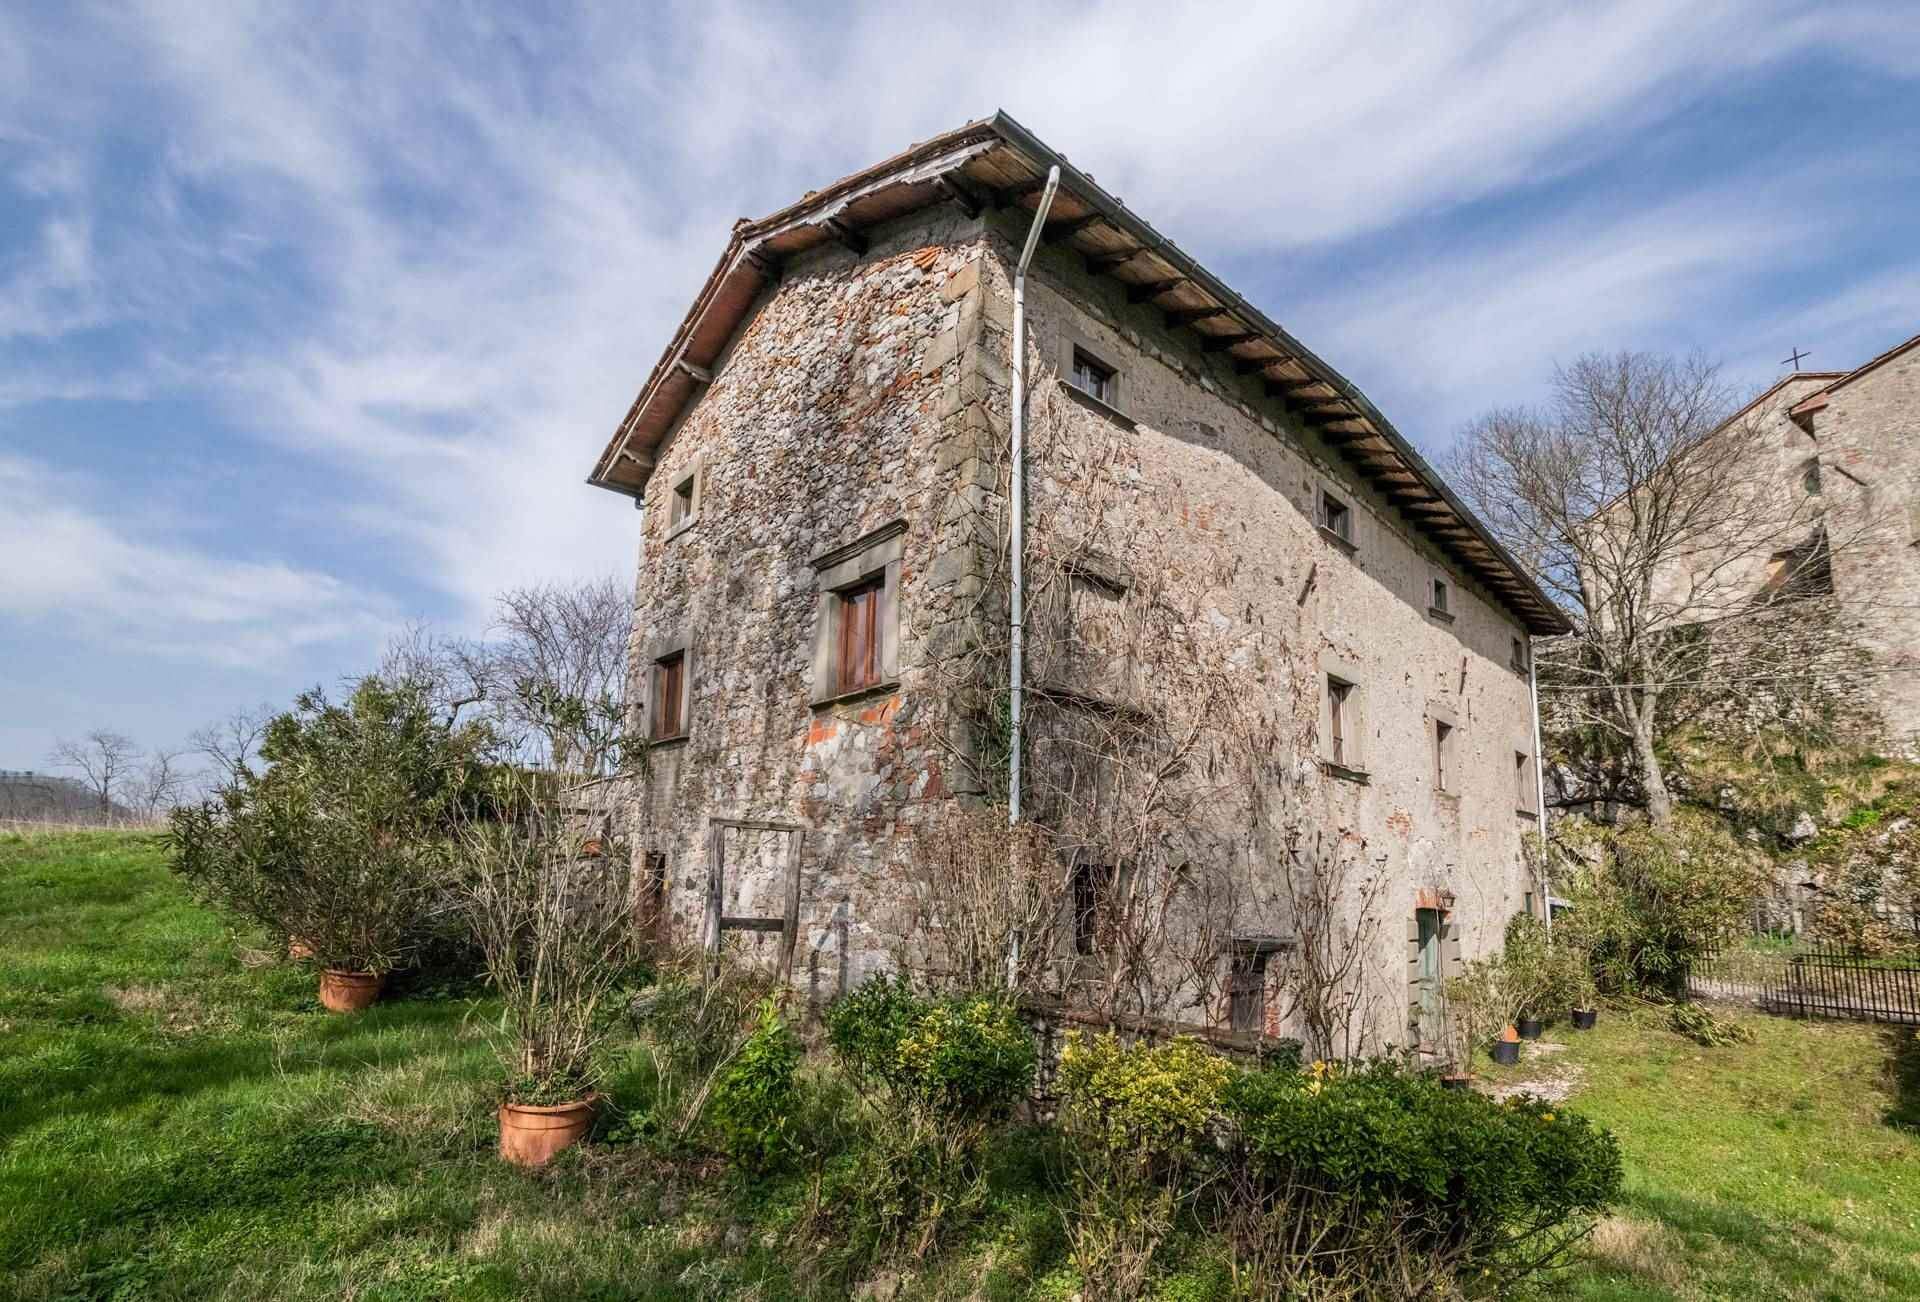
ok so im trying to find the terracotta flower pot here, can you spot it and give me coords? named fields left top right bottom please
left=1571, top=1007, right=1598, bottom=1030
left=318, top=968, right=384, bottom=1013
left=287, top=936, right=315, bottom=961
left=498, top=1095, right=599, bottom=1167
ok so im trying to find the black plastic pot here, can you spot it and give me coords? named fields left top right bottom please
left=1571, top=1008, right=1598, bottom=1030
left=1491, top=1040, right=1521, bottom=1066
left=1517, top=1017, right=1544, bottom=1040
left=1440, top=1075, right=1471, bottom=1091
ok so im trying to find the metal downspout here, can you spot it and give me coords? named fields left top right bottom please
left=1530, top=647, right=1552, bottom=938
left=1009, top=165, right=1060, bottom=827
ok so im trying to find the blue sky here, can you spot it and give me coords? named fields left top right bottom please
left=3, top=2, right=1918, bottom=773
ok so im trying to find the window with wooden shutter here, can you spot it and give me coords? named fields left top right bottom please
left=809, top=521, right=906, bottom=705
left=1328, top=677, right=1352, bottom=767
left=651, top=652, right=686, bottom=740
left=835, top=576, right=883, bottom=695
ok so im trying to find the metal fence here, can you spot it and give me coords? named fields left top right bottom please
left=1689, top=940, right=1920, bottom=1025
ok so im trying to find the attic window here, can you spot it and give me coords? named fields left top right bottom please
left=1071, top=348, right=1116, bottom=405
left=671, top=476, right=694, bottom=524
left=1511, top=637, right=1530, bottom=673
left=664, top=454, right=705, bottom=539
left=1428, top=574, right=1453, bottom=621
left=1319, top=488, right=1353, bottom=546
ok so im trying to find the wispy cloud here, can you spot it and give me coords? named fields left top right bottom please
left=0, top=454, right=393, bottom=668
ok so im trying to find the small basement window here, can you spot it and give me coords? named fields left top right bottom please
left=1319, top=488, right=1353, bottom=545
left=1071, top=347, right=1116, bottom=406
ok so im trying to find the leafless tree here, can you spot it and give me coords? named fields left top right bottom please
left=378, top=621, right=492, bottom=728
left=488, top=577, right=633, bottom=773
left=189, top=703, right=277, bottom=780
left=49, top=730, right=141, bottom=820
left=1450, top=352, right=1882, bottom=824
left=131, top=747, right=192, bottom=819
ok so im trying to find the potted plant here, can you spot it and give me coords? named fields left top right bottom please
left=1443, top=957, right=1513, bottom=1085
left=1491, top=1024, right=1522, bottom=1066
left=1503, top=913, right=1556, bottom=1040
left=170, top=678, right=489, bottom=1013
left=457, top=779, right=639, bottom=1167
left=1568, top=955, right=1600, bottom=1030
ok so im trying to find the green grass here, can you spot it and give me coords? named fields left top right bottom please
left=1522, top=1008, right=1920, bottom=1301
left=8, top=829, right=1920, bottom=1300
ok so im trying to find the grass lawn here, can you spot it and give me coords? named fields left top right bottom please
left=6, top=828, right=1919, bottom=1300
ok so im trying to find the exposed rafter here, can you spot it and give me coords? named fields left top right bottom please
left=1202, top=332, right=1261, bottom=353
left=1128, top=277, right=1186, bottom=303
left=933, top=174, right=982, bottom=219
left=1085, top=248, right=1144, bottom=273
left=1164, top=305, right=1231, bottom=328
left=1043, top=212, right=1104, bottom=244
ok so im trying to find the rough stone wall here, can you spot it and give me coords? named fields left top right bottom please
left=1814, top=344, right=1920, bottom=754
left=977, top=216, right=1544, bottom=1050
left=620, top=200, right=1545, bottom=1051
left=625, top=204, right=1000, bottom=990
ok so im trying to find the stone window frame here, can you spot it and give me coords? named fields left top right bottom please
left=1427, top=570, right=1455, bottom=623
left=809, top=519, right=906, bottom=706
left=641, top=631, right=693, bottom=744
left=1319, top=652, right=1369, bottom=781
left=663, top=452, right=706, bottom=542
left=1057, top=327, right=1133, bottom=426
left=1316, top=481, right=1357, bottom=553
left=1430, top=703, right=1460, bottom=798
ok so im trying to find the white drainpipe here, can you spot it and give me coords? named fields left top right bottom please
left=1529, top=644, right=1552, bottom=938
left=1009, top=165, right=1061, bottom=826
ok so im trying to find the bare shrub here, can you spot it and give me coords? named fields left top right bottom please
left=455, top=783, right=639, bottom=1103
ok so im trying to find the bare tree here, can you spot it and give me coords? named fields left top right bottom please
left=190, top=703, right=277, bottom=780
left=378, top=622, right=493, bottom=729
left=1450, top=352, right=1880, bottom=824
left=489, top=577, right=633, bottom=773
left=49, top=730, right=141, bottom=820
left=131, top=747, right=192, bottom=820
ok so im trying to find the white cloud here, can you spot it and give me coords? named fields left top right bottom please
left=0, top=454, right=394, bottom=669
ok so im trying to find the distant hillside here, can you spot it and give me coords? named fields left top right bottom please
left=0, top=771, right=140, bottom=825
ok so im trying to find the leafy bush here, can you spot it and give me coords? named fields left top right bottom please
left=707, top=998, right=803, bottom=1174
left=821, top=977, right=1035, bottom=1258
left=1221, top=1059, right=1622, bottom=1296
left=626, top=949, right=779, bottom=1154
left=169, top=677, right=492, bottom=974
left=1668, top=1001, right=1754, bottom=1047
left=1555, top=810, right=1766, bottom=996
left=1054, top=1034, right=1235, bottom=1300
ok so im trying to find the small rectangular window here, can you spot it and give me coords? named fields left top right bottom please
left=1511, top=637, right=1529, bottom=673
left=1434, top=719, right=1454, bottom=792
left=670, top=475, right=694, bottom=526
left=1328, top=677, right=1353, bottom=768
left=1072, top=862, right=1114, bottom=956
left=1516, top=751, right=1535, bottom=812
left=640, top=852, right=669, bottom=942
left=652, top=652, right=686, bottom=740
left=1802, top=459, right=1823, bottom=496
left=1430, top=576, right=1450, bottom=616
left=1071, top=347, right=1115, bottom=405
left=1229, top=949, right=1269, bottom=1033
left=1320, top=490, right=1352, bottom=543
left=834, top=576, right=884, bottom=695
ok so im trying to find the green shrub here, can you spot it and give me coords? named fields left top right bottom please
left=1054, top=1034, right=1236, bottom=1300
left=708, top=998, right=803, bottom=1174
left=1555, top=810, right=1766, bottom=996
left=1221, top=1059, right=1621, bottom=1295
left=168, top=677, right=492, bottom=974
left=820, top=977, right=1035, bottom=1259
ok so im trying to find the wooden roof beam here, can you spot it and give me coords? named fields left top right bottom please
left=1202, top=332, right=1261, bottom=353
left=1129, top=277, right=1186, bottom=303
left=994, top=175, right=1050, bottom=206
left=1085, top=248, right=1144, bottom=273
left=933, top=174, right=982, bottom=219
left=1165, top=306, right=1231, bottom=328
left=1044, top=212, right=1104, bottom=244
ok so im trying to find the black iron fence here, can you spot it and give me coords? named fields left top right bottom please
left=1689, top=940, right=1920, bottom=1025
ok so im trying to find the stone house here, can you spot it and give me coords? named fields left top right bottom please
left=587, top=113, right=1569, bottom=1052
